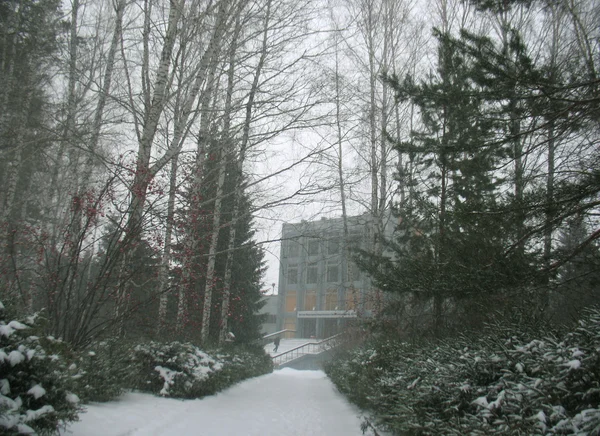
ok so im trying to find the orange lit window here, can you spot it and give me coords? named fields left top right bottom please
left=304, top=291, right=317, bottom=311
left=325, top=289, right=337, bottom=310
left=345, top=288, right=359, bottom=310
left=285, top=291, right=296, bottom=312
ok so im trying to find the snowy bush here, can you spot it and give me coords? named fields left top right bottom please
left=127, top=341, right=272, bottom=399
left=69, top=339, right=130, bottom=403
left=325, top=309, right=600, bottom=435
left=0, top=302, right=80, bottom=435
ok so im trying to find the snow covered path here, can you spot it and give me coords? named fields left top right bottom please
left=62, top=368, right=367, bottom=436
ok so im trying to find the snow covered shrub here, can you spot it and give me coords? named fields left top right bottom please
left=0, top=302, right=80, bottom=435
left=210, top=343, right=273, bottom=391
left=127, top=341, right=224, bottom=398
left=325, top=309, right=600, bottom=435
left=126, top=341, right=272, bottom=399
left=70, top=339, right=130, bottom=403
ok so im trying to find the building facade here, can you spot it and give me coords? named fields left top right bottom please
left=276, top=213, right=395, bottom=339
left=259, top=295, right=278, bottom=335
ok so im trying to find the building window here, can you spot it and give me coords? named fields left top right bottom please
left=348, top=262, right=361, bottom=282
left=285, top=291, right=296, bottom=312
left=345, top=289, right=359, bottom=311
left=308, top=239, right=319, bottom=256
left=326, top=260, right=339, bottom=282
left=304, top=291, right=317, bottom=311
left=287, top=239, right=300, bottom=257
left=325, top=289, right=337, bottom=310
left=264, top=314, right=276, bottom=323
left=327, top=238, right=339, bottom=255
left=307, top=263, right=318, bottom=284
left=287, top=264, right=298, bottom=285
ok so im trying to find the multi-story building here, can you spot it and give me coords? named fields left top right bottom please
left=276, top=213, right=395, bottom=339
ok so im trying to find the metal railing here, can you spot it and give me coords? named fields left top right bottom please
left=262, top=329, right=295, bottom=340
left=272, top=334, right=342, bottom=366
left=260, top=329, right=295, bottom=346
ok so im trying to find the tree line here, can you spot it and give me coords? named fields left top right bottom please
left=0, top=0, right=598, bottom=348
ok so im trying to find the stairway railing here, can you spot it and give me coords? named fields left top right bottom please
left=260, top=329, right=295, bottom=346
left=272, top=334, right=342, bottom=366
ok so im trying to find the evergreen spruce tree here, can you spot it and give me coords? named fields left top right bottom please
left=357, top=30, right=538, bottom=336
left=0, top=0, right=63, bottom=308
left=171, top=140, right=265, bottom=344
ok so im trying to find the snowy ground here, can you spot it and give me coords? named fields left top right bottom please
left=61, top=368, right=370, bottom=436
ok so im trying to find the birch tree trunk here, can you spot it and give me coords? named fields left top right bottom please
left=219, top=0, right=271, bottom=343
left=127, top=0, right=183, bottom=239
left=157, top=153, right=179, bottom=330
left=176, top=0, right=234, bottom=335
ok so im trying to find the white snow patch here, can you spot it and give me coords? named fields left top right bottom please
left=472, top=396, right=488, bottom=408
left=8, top=321, right=27, bottom=331
left=17, top=423, right=36, bottom=434
left=27, top=384, right=46, bottom=399
left=0, top=325, right=15, bottom=338
left=154, top=366, right=181, bottom=396
left=571, top=349, right=584, bottom=358
left=66, top=392, right=80, bottom=404
left=25, top=405, right=54, bottom=422
left=0, top=414, right=20, bottom=431
left=564, top=360, right=582, bottom=370
left=488, top=391, right=505, bottom=410
left=406, top=377, right=420, bottom=390
left=0, top=379, right=10, bottom=395
left=8, top=350, right=25, bottom=366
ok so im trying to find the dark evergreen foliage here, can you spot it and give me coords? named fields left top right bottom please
left=325, top=309, right=600, bottom=435
left=171, top=139, right=266, bottom=344
left=0, top=303, right=80, bottom=435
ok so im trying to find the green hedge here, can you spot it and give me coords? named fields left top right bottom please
left=325, top=309, right=600, bottom=435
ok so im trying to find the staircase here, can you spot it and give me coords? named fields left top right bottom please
left=264, top=335, right=341, bottom=369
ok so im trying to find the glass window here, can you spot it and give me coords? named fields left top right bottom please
left=285, top=291, right=296, bottom=312
left=325, top=289, right=337, bottom=310
left=348, top=262, right=361, bottom=282
left=304, top=291, right=317, bottom=311
left=326, top=261, right=339, bottom=282
left=287, top=264, right=298, bottom=285
left=345, top=289, right=358, bottom=311
left=327, top=238, right=339, bottom=255
left=307, top=263, right=318, bottom=284
left=308, top=239, right=319, bottom=256
left=287, top=240, right=300, bottom=257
